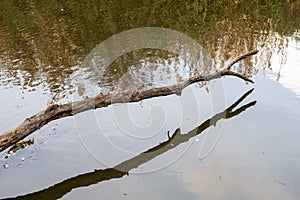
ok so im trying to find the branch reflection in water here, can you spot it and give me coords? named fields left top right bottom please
left=2, top=89, right=256, bottom=200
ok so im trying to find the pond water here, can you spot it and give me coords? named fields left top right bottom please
left=0, top=1, right=300, bottom=200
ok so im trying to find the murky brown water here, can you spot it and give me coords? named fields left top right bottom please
left=0, top=1, right=300, bottom=200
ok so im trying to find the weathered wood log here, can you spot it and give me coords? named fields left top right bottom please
left=0, top=50, right=258, bottom=152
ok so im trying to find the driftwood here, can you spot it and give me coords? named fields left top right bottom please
left=1, top=89, right=256, bottom=199
left=0, top=50, right=258, bottom=152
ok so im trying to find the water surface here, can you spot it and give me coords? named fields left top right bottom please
left=0, top=1, right=300, bottom=200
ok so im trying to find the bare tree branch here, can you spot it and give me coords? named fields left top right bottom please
left=0, top=50, right=258, bottom=152
left=0, top=88, right=256, bottom=200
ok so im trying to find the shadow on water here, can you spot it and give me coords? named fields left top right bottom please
left=1, top=89, right=256, bottom=200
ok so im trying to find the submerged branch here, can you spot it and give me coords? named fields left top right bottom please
left=0, top=50, right=258, bottom=152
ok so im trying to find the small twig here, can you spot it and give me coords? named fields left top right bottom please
left=222, top=50, right=259, bottom=71
left=224, top=71, right=254, bottom=83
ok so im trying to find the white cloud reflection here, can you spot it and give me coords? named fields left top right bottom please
left=269, top=34, right=300, bottom=98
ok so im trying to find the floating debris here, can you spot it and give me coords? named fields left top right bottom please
left=274, top=179, right=286, bottom=186
left=5, top=138, right=34, bottom=159
left=4, top=162, right=9, bottom=169
left=139, top=101, right=144, bottom=108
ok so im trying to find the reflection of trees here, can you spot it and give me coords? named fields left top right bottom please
left=0, top=1, right=299, bottom=97
left=83, top=48, right=212, bottom=94
left=0, top=89, right=256, bottom=200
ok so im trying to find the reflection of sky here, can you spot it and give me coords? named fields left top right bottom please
left=171, top=53, right=300, bottom=200
left=268, top=36, right=300, bottom=98
left=177, top=163, right=298, bottom=200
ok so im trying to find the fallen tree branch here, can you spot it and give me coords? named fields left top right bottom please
left=1, top=89, right=256, bottom=199
left=0, top=50, right=258, bottom=152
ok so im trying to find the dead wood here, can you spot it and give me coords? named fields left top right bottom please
left=1, top=88, right=256, bottom=199
left=0, top=50, right=258, bottom=152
